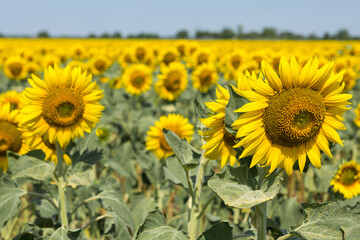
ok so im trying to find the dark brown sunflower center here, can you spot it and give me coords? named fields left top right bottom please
left=9, top=62, right=23, bottom=76
left=231, top=56, right=241, bottom=69
left=163, top=53, right=176, bottom=66
left=197, top=53, right=208, bottom=65
left=223, top=128, right=237, bottom=147
left=95, top=60, right=106, bottom=72
left=263, top=87, right=326, bottom=147
left=340, top=167, right=358, bottom=185
left=131, top=72, right=146, bottom=87
left=200, top=70, right=212, bottom=86
left=0, top=121, right=22, bottom=154
left=42, top=88, right=85, bottom=127
left=165, top=71, right=182, bottom=92
left=136, top=47, right=145, bottom=61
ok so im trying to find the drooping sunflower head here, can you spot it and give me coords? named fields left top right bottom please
left=146, top=114, right=194, bottom=160
left=4, top=56, right=28, bottom=80
left=0, top=91, right=23, bottom=111
left=155, top=62, right=188, bottom=101
left=0, top=103, right=28, bottom=171
left=200, top=85, right=239, bottom=168
left=330, top=161, right=360, bottom=199
left=191, top=63, right=218, bottom=93
left=20, top=64, right=105, bottom=149
left=233, top=56, right=352, bottom=176
left=122, top=64, right=152, bottom=96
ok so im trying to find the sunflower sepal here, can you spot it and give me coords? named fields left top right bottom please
left=163, top=129, right=199, bottom=170
left=207, top=165, right=283, bottom=209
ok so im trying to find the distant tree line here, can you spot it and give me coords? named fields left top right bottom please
left=0, top=26, right=358, bottom=40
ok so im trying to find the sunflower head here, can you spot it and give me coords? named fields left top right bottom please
left=20, top=64, right=105, bottom=149
left=122, top=64, right=152, bottom=96
left=0, top=103, right=28, bottom=171
left=233, top=56, right=352, bottom=176
left=0, top=91, right=23, bottom=111
left=155, top=62, right=188, bottom=101
left=146, top=114, right=194, bottom=160
left=4, top=56, right=28, bottom=80
left=191, top=64, right=218, bottom=92
left=330, top=161, right=360, bottom=199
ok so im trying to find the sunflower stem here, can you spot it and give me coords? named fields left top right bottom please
left=233, top=208, right=240, bottom=225
left=188, top=151, right=209, bottom=240
left=56, top=142, right=69, bottom=229
left=256, top=166, right=267, bottom=240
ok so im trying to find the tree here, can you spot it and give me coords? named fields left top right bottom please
left=113, top=32, right=122, bottom=38
left=176, top=30, right=189, bottom=39
left=100, top=32, right=110, bottom=38
left=37, top=30, right=50, bottom=38
left=261, top=27, right=277, bottom=39
left=88, top=33, right=97, bottom=38
left=220, top=28, right=235, bottom=39
left=335, top=29, right=350, bottom=40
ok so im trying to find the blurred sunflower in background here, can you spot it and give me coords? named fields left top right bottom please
left=155, top=62, right=188, bottom=101
left=233, top=56, right=352, bottom=176
left=191, top=63, right=218, bottom=92
left=0, top=103, right=28, bottom=171
left=158, top=48, right=179, bottom=68
left=122, top=64, right=152, bottom=96
left=89, top=55, right=111, bottom=76
left=200, top=85, right=239, bottom=168
left=330, top=161, right=360, bottom=199
left=20, top=65, right=104, bottom=149
left=4, top=56, right=28, bottom=80
left=0, top=91, right=23, bottom=111
left=146, top=114, right=194, bottom=160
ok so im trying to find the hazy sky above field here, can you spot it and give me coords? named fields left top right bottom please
left=1, top=0, right=359, bottom=37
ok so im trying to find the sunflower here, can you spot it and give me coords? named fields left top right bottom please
left=3, top=56, right=28, bottom=80
left=109, top=77, right=122, bottom=89
left=0, top=103, right=28, bottom=171
left=200, top=85, right=239, bottom=168
left=20, top=64, right=105, bottom=149
left=330, top=161, right=360, bottom=199
left=0, top=91, right=23, bottom=111
left=191, top=63, right=218, bottom=93
left=189, top=47, right=216, bottom=69
left=122, top=64, right=152, bottom=96
left=89, top=55, right=111, bottom=76
left=232, top=56, right=352, bottom=176
left=155, top=62, right=188, bottom=101
left=158, top=48, right=179, bottom=68
left=146, top=114, right=194, bottom=160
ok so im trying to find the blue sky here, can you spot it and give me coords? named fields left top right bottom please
left=1, top=0, right=359, bottom=37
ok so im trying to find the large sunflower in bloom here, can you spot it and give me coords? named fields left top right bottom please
left=20, top=65, right=105, bottom=149
left=0, top=103, right=28, bottom=171
left=146, top=114, right=194, bottom=160
left=122, top=64, right=152, bottom=96
left=200, top=85, right=239, bottom=168
left=155, top=62, right=188, bottom=101
left=330, top=161, right=360, bottom=199
left=233, top=56, right=352, bottom=176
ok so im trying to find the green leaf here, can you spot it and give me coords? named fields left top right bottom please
left=69, top=131, right=103, bottom=166
left=47, top=227, right=69, bottom=240
left=136, top=210, right=189, bottom=240
left=66, top=162, right=93, bottom=188
left=132, top=197, right=156, bottom=231
left=208, top=166, right=282, bottom=208
left=164, top=155, right=189, bottom=190
left=267, top=197, right=304, bottom=229
left=290, top=202, right=360, bottom=240
left=9, top=150, right=55, bottom=181
left=95, top=190, right=135, bottom=239
left=194, top=97, right=207, bottom=123
left=197, top=222, right=232, bottom=240
left=341, top=225, right=360, bottom=240
left=163, top=129, right=199, bottom=169
left=0, top=176, right=26, bottom=228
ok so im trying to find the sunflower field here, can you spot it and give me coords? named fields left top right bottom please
left=0, top=39, right=360, bottom=240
